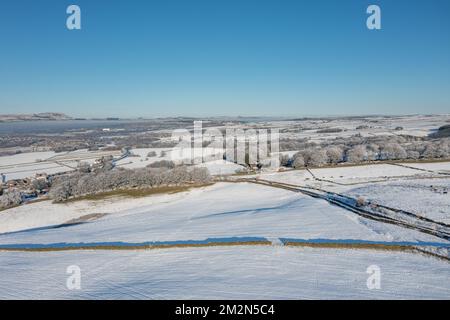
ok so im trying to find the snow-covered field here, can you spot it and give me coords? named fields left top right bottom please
left=1, top=246, right=449, bottom=299
left=0, top=183, right=445, bottom=245
left=0, top=149, right=120, bottom=180
left=345, top=178, right=450, bottom=224
left=0, top=146, right=242, bottom=181
left=195, top=160, right=244, bottom=175
left=0, top=180, right=449, bottom=299
left=114, top=148, right=173, bottom=169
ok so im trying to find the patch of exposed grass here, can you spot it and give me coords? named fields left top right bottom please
left=61, top=183, right=214, bottom=203
left=0, top=197, right=49, bottom=213
left=0, top=240, right=271, bottom=252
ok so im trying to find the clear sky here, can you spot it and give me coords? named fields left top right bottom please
left=0, top=0, right=449, bottom=118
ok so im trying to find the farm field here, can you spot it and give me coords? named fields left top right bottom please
left=0, top=172, right=449, bottom=299
left=0, top=115, right=449, bottom=299
left=1, top=246, right=449, bottom=299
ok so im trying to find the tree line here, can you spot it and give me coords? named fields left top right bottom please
left=279, top=135, right=450, bottom=168
left=49, top=165, right=211, bottom=202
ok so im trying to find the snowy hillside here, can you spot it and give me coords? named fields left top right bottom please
left=1, top=246, right=449, bottom=299
left=0, top=181, right=449, bottom=299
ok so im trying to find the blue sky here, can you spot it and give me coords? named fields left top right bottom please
left=0, top=0, right=449, bottom=117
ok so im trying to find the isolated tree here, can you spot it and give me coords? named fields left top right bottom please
left=422, top=139, right=450, bottom=158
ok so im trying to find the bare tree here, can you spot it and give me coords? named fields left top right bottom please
left=49, top=180, right=74, bottom=202
left=326, top=146, right=344, bottom=164
left=49, top=165, right=211, bottom=202
left=297, top=148, right=328, bottom=167
left=32, top=179, right=48, bottom=192
left=406, top=150, right=420, bottom=159
left=0, top=189, right=22, bottom=208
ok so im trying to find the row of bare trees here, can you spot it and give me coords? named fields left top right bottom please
left=49, top=165, right=211, bottom=202
left=0, top=189, right=22, bottom=209
left=281, top=137, right=450, bottom=168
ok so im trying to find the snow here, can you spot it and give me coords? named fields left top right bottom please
left=0, top=183, right=446, bottom=246
left=259, top=163, right=443, bottom=190
left=0, top=188, right=194, bottom=234
left=345, top=178, right=450, bottom=224
left=195, top=160, right=244, bottom=175
left=0, top=151, right=56, bottom=166
left=0, top=151, right=62, bottom=180
left=0, top=246, right=448, bottom=299
left=0, top=149, right=120, bottom=180
left=115, top=147, right=232, bottom=174
left=114, top=148, right=173, bottom=169
left=1, top=139, right=449, bottom=299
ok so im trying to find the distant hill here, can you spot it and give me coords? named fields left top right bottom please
left=0, top=113, right=72, bottom=122
left=431, top=124, right=450, bottom=138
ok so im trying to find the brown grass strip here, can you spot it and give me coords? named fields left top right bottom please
left=0, top=240, right=272, bottom=252
left=61, top=183, right=214, bottom=203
